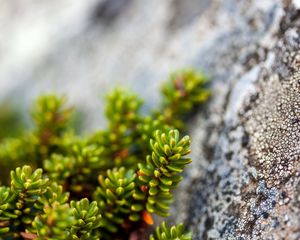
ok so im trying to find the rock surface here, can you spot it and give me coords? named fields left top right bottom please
left=1, top=0, right=300, bottom=239
left=170, top=1, right=300, bottom=239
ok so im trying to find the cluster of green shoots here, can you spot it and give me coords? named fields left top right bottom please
left=0, top=69, right=209, bottom=239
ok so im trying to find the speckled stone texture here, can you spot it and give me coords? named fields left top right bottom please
left=169, top=1, right=300, bottom=239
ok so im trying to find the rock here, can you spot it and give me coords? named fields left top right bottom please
left=169, top=0, right=300, bottom=239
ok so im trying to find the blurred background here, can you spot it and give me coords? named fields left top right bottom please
left=0, top=0, right=213, bottom=133
left=0, top=0, right=277, bottom=131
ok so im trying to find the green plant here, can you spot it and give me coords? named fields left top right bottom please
left=159, top=69, right=210, bottom=129
left=93, top=167, right=136, bottom=234
left=0, top=95, right=74, bottom=183
left=0, top=69, right=209, bottom=239
left=150, top=221, right=192, bottom=240
left=0, top=102, right=25, bottom=141
left=136, top=129, right=191, bottom=217
left=70, top=198, right=102, bottom=239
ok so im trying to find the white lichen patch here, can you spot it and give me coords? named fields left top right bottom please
left=246, top=71, right=300, bottom=187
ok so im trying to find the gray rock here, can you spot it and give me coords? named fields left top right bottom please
left=170, top=0, right=300, bottom=239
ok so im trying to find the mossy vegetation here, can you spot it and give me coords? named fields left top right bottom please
left=0, top=69, right=209, bottom=239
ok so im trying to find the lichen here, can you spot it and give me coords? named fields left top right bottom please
left=245, top=71, right=300, bottom=187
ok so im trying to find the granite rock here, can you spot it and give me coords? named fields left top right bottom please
left=170, top=1, right=300, bottom=239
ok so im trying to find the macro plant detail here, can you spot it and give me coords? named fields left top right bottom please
left=136, top=129, right=191, bottom=217
left=93, top=167, right=137, bottom=234
left=150, top=221, right=192, bottom=240
left=0, top=69, right=209, bottom=239
left=159, top=69, right=210, bottom=129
